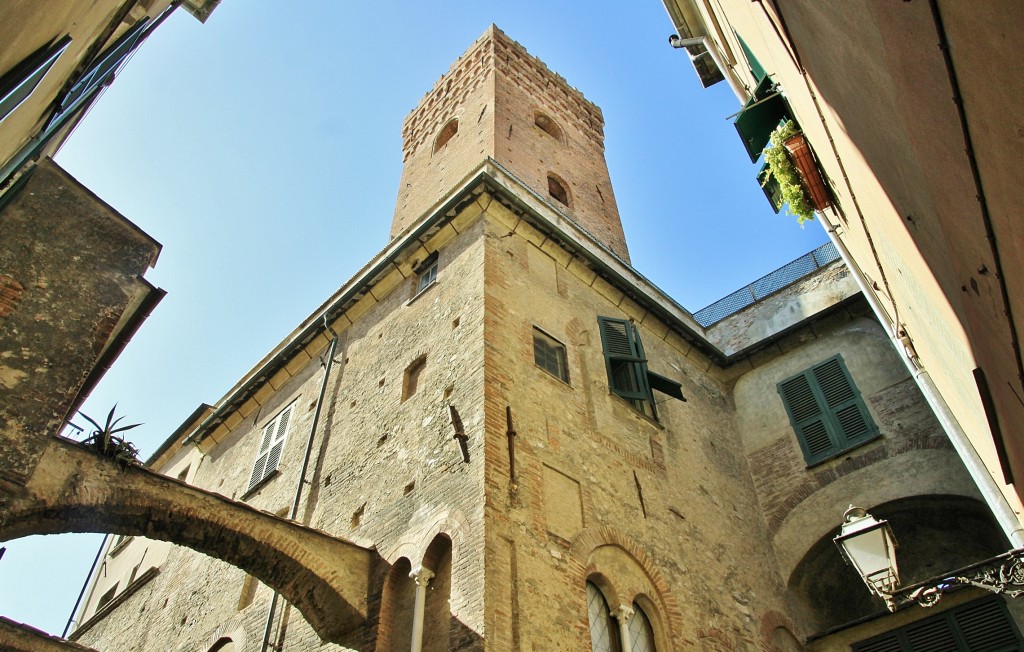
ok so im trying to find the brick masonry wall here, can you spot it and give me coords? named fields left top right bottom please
left=392, top=27, right=629, bottom=262
left=478, top=198, right=792, bottom=651
left=77, top=201, right=491, bottom=651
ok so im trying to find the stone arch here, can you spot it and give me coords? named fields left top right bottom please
left=758, top=610, right=803, bottom=651
left=772, top=447, right=982, bottom=583
left=786, top=494, right=1007, bottom=635
left=570, top=526, right=683, bottom=648
left=422, top=534, right=453, bottom=652
left=378, top=557, right=415, bottom=652
left=0, top=438, right=375, bottom=643
left=200, top=615, right=248, bottom=652
left=433, top=118, right=458, bottom=153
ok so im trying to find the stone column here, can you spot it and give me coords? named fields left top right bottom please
left=614, top=604, right=634, bottom=652
left=409, top=566, right=435, bottom=652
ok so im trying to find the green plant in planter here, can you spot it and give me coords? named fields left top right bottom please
left=763, top=120, right=816, bottom=224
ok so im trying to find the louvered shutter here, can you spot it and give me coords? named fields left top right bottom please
left=812, top=357, right=876, bottom=447
left=779, top=355, right=877, bottom=465
left=954, top=597, right=1021, bottom=651
left=853, top=597, right=1022, bottom=652
left=778, top=373, right=836, bottom=463
left=248, top=405, right=293, bottom=492
left=598, top=317, right=649, bottom=404
left=265, top=406, right=291, bottom=476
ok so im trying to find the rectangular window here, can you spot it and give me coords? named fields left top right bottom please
left=414, top=253, right=438, bottom=296
left=853, top=596, right=1022, bottom=651
left=0, top=35, right=71, bottom=124
left=597, top=317, right=686, bottom=419
left=778, top=355, right=879, bottom=465
left=533, top=328, right=569, bottom=383
left=248, top=404, right=293, bottom=492
left=96, top=584, right=118, bottom=610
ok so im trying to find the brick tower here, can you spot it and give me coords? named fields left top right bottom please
left=392, top=25, right=629, bottom=263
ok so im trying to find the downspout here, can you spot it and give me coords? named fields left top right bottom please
left=260, top=319, right=340, bottom=652
left=821, top=219, right=1024, bottom=547
left=669, top=35, right=749, bottom=103
left=63, top=534, right=110, bottom=637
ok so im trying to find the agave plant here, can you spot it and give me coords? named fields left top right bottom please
left=80, top=406, right=142, bottom=468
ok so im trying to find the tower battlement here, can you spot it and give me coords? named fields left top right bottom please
left=392, top=25, right=629, bottom=261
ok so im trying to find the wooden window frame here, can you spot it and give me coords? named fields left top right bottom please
left=246, top=403, right=294, bottom=493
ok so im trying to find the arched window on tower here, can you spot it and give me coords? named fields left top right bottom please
left=587, top=582, right=621, bottom=652
left=535, top=112, right=562, bottom=141
left=548, top=174, right=570, bottom=207
left=434, top=118, right=459, bottom=153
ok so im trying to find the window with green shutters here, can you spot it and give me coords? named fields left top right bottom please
left=852, top=596, right=1022, bottom=652
left=599, top=316, right=657, bottom=418
left=777, top=355, right=879, bottom=465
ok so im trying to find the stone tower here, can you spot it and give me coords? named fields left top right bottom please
left=63, top=25, right=994, bottom=652
left=392, top=25, right=629, bottom=262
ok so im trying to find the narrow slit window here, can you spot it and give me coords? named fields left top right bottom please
left=403, top=356, right=426, bottom=401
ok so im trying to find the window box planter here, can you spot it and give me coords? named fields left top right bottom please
left=762, top=120, right=832, bottom=223
left=783, top=132, right=832, bottom=212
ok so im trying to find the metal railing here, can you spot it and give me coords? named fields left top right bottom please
left=693, top=241, right=840, bottom=327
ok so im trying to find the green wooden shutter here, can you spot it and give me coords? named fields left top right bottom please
left=598, top=317, right=651, bottom=410
left=853, top=596, right=1022, bottom=652
left=736, top=33, right=767, bottom=83
left=812, top=357, right=876, bottom=447
left=778, top=355, right=877, bottom=465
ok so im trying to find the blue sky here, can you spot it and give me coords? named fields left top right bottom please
left=0, top=0, right=827, bottom=634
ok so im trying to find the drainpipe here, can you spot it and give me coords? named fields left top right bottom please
left=260, top=320, right=339, bottom=652
left=821, top=219, right=1024, bottom=547
left=669, top=35, right=749, bottom=104
left=409, top=566, right=434, bottom=652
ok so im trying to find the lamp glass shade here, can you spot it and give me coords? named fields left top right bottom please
left=835, top=511, right=899, bottom=595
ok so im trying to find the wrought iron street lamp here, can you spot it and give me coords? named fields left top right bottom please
left=835, top=506, right=1024, bottom=610
left=834, top=506, right=900, bottom=609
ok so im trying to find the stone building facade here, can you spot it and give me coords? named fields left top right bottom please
left=64, top=27, right=1017, bottom=652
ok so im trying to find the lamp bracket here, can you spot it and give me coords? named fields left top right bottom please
left=889, top=548, right=1024, bottom=610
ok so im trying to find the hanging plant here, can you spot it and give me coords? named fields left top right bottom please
left=762, top=120, right=817, bottom=224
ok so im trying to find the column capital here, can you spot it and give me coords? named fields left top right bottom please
left=613, top=603, right=634, bottom=622
left=410, top=565, right=435, bottom=587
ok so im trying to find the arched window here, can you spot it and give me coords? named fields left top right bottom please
left=626, top=604, right=656, bottom=652
left=548, top=174, right=570, bottom=207
left=208, top=639, right=236, bottom=652
left=379, top=558, right=416, bottom=651
left=586, top=582, right=620, bottom=652
left=422, top=535, right=452, bottom=652
left=434, top=118, right=458, bottom=152
left=535, top=112, right=562, bottom=141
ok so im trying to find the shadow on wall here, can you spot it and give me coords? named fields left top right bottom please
left=786, top=495, right=1008, bottom=635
